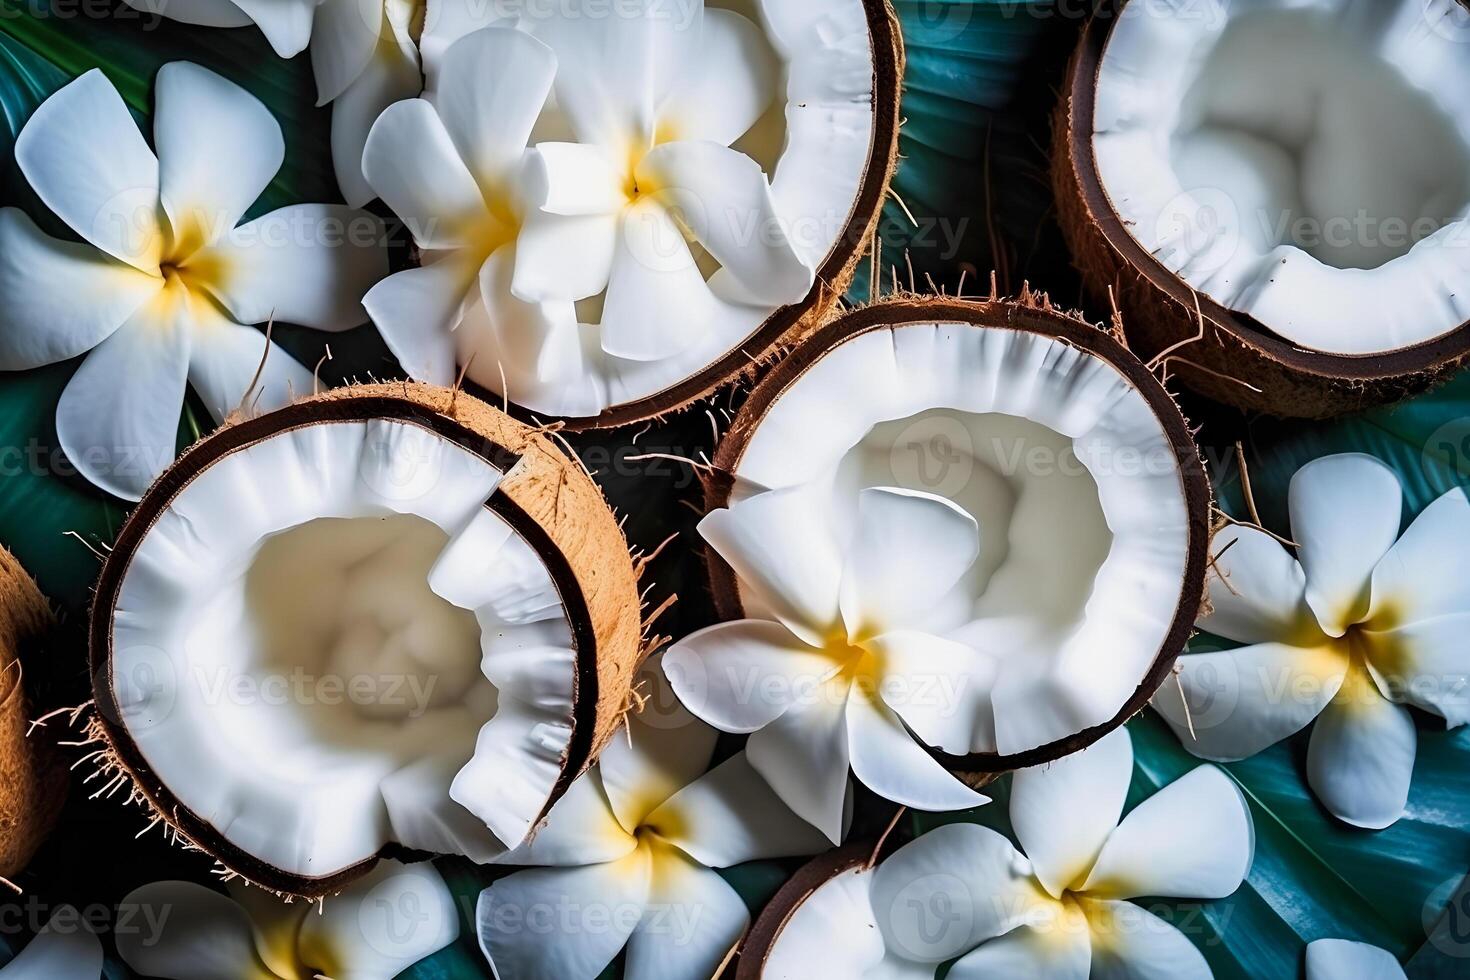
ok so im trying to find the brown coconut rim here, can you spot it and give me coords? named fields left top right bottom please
left=87, top=382, right=643, bottom=899
left=495, top=0, right=904, bottom=432
left=704, top=296, right=1213, bottom=774
left=1053, top=0, right=1470, bottom=419
left=734, top=839, right=892, bottom=979
left=0, top=547, right=66, bottom=884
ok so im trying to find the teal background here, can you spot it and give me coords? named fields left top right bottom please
left=0, top=1, right=1467, bottom=976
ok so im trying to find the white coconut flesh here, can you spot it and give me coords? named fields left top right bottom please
left=1093, top=0, right=1470, bottom=355
left=728, top=322, right=1191, bottom=757
left=108, top=419, right=577, bottom=879
left=463, top=0, right=878, bottom=418
left=763, top=867, right=883, bottom=978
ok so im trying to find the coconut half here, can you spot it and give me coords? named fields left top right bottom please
left=87, top=383, right=642, bottom=898
left=735, top=842, right=881, bottom=980
left=377, top=0, right=901, bottom=428
left=0, top=547, right=66, bottom=883
left=1056, top=0, right=1470, bottom=416
left=706, top=297, right=1211, bottom=769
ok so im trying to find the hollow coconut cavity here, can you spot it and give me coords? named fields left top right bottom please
left=1055, top=0, right=1470, bottom=417
left=88, top=383, right=642, bottom=898
left=0, top=547, right=66, bottom=882
left=432, top=0, right=901, bottom=428
left=707, top=297, right=1211, bottom=768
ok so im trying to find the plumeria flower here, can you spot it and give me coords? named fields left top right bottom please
left=478, top=655, right=834, bottom=980
left=116, top=860, right=458, bottom=979
left=0, top=908, right=101, bottom=976
left=0, top=64, right=386, bottom=501
left=664, top=484, right=990, bottom=844
left=1154, top=454, right=1470, bottom=829
left=361, top=27, right=585, bottom=404
left=1305, top=939, right=1406, bottom=980
left=518, top=0, right=815, bottom=361
left=769, top=728, right=1254, bottom=979
left=115, top=0, right=506, bottom=206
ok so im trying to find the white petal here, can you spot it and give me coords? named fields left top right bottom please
left=1362, top=615, right=1470, bottom=726
left=1305, top=939, right=1407, bottom=980
left=525, top=142, right=628, bottom=216
left=948, top=919, right=1092, bottom=980
left=839, top=487, right=980, bottom=637
left=1200, top=525, right=1313, bottom=645
left=298, top=861, right=460, bottom=980
left=747, top=686, right=851, bottom=844
left=1152, top=643, right=1349, bottom=762
left=226, top=0, right=316, bottom=56
left=625, top=846, right=748, bottom=980
left=363, top=255, right=477, bottom=385
left=698, top=485, right=844, bottom=646
left=188, top=310, right=313, bottom=423
left=118, top=0, right=250, bottom=26
left=226, top=884, right=315, bottom=977
left=1081, top=899, right=1212, bottom=980
left=499, top=771, right=637, bottom=867
left=513, top=209, right=619, bottom=303
left=869, top=823, right=1043, bottom=963
left=14, top=69, right=162, bottom=272
left=657, top=9, right=777, bottom=146
left=154, top=62, right=282, bottom=251
left=866, top=630, right=995, bottom=755
left=846, top=691, right=986, bottom=812
left=419, top=0, right=511, bottom=79
left=1, top=908, right=104, bottom=978
left=637, top=140, right=812, bottom=306
left=311, top=0, right=384, bottom=104
left=535, top=0, right=697, bottom=146
left=650, top=752, right=832, bottom=866
left=330, top=37, right=425, bottom=208
left=1307, top=663, right=1417, bottom=829
left=57, top=291, right=192, bottom=501
left=1368, top=486, right=1470, bottom=625
left=1289, top=454, right=1403, bottom=637
left=363, top=99, right=489, bottom=249
left=1082, top=765, right=1254, bottom=900
left=0, top=207, right=160, bottom=370
left=116, top=882, right=276, bottom=980
left=429, top=27, right=557, bottom=193
left=1011, top=726, right=1133, bottom=899
left=476, top=243, right=586, bottom=385
left=599, top=198, right=714, bottom=361
left=664, top=619, right=840, bottom=734
left=600, top=689, right=719, bottom=834
left=199, top=204, right=387, bottom=332
left=478, top=852, right=652, bottom=980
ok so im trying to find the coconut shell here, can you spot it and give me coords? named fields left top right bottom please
left=1052, top=0, right=1470, bottom=419
left=489, top=0, right=904, bottom=432
left=704, top=295, right=1212, bottom=774
left=734, top=840, right=890, bottom=979
left=88, top=382, right=643, bottom=898
left=0, top=546, right=66, bottom=883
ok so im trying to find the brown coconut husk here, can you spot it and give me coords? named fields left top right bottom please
left=0, top=547, right=66, bottom=886
left=87, top=382, right=643, bottom=899
left=1052, top=0, right=1470, bottom=419
left=703, top=295, right=1213, bottom=775
left=498, top=0, right=904, bottom=432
